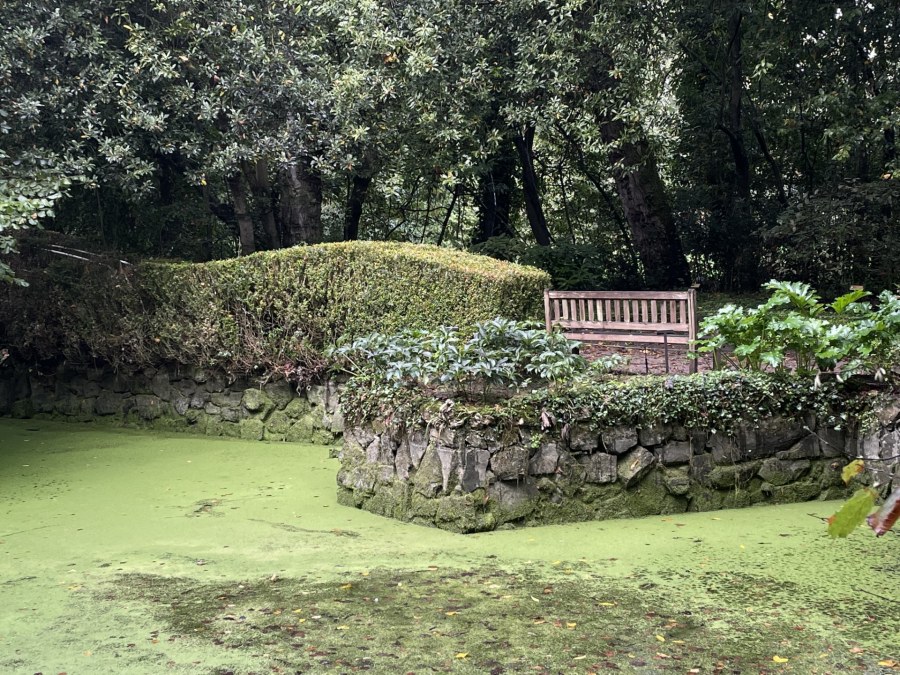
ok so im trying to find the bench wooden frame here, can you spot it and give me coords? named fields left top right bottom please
left=543, top=289, right=699, bottom=374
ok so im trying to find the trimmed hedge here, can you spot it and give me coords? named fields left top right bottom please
left=0, top=236, right=550, bottom=380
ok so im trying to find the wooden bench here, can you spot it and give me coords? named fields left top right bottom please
left=543, top=289, right=699, bottom=374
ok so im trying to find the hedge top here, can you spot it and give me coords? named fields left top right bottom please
left=1, top=237, right=551, bottom=379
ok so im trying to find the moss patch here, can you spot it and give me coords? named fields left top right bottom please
left=106, top=562, right=900, bottom=675
left=1, top=419, right=899, bottom=674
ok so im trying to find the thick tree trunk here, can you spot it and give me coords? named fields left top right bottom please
left=475, top=149, right=516, bottom=242
left=279, top=162, right=323, bottom=246
left=720, top=9, right=751, bottom=202
left=242, top=158, right=280, bottom=249
left=513, top=127, right=553, bottom=246
left=343, top=174, right=372, bottom=241
left=343, top=151, right=377, bottom=241
left=600, top=118, right=690, bottom=289
left=226, top=174, right=256, bottom=256
left=583, top=45, right=690, bottom=288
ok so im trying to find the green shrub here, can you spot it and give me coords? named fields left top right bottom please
left=0, top=236, right=550, bottom=380
left=328, top=318, right=628, bottom=397
left=694, top=280, right=900, bottom=379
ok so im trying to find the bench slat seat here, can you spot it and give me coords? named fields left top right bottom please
left=544, top=289, right=699, bottom=374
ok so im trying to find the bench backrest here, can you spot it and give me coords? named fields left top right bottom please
left=544, top=289, right=698, bottom=337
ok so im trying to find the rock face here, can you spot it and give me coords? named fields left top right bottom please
left=335, top=411, right=875, bottom=533
left=0, top=361, right=344, bottom=445
left=601, top=426, right=638, bottom=454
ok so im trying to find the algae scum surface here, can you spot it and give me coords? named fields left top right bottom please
left=1, top=420, right=899, bottom=674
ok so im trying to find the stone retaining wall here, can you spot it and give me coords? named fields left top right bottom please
left=336, top=410, right=900, bottom=532
left=0, top=362, right=345, bottom=444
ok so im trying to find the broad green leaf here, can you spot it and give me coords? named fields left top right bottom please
left=828, top=488, right=876, bottom=538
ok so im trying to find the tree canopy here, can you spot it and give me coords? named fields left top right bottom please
left=1, top=0, right=897, bottom=292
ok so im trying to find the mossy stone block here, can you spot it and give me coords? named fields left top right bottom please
left=11, top=399, right=35, bottom=419
left=285, top=416, right=315, bottom=443
left=265, top=380, right=295, bottom=410
left=265, top=410, right=292, bottom=435
left=242, top=388, right=274, bottom=416
left=240, top=418, right=265, bottom=441
left=284, top=397, right=312, bottom=419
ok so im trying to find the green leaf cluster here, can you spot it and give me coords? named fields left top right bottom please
left=694, top=281, right=900, bottom=378
left=328, top=318, right=628, bottom=397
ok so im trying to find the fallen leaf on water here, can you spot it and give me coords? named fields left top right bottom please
left=842, top=459, right=864, bottom=483
left=773, top=655, right=788, bottom=663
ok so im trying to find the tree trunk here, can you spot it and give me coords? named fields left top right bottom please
left=600, top=118, right=690, bottom=289
left=242, top=158, right=280, bottom=249
left=513, top=126, right=553, bottom=246
left=226, top=174, right=255, bottom=255
left=475, top=149, right=516, bottom=242
left=721, top=9, right=751, bottom=202
left=279, top=162, right=323, bottom=246
left=343, top=173, right=372, bottom=241
left=583, top=45, right=690, bottom=288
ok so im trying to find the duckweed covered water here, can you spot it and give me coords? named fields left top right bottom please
left=1, top=419, right=899, bottom=674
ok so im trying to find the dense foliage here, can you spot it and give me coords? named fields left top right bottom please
left=695, top=281, right=900, bottom=378
left=1, top=0, right=896, bottom=291
left=340, top=367, right=866, bottom=442
left=329, top=318, right=627, bottom=397
left=0, top=235, right=548, bottom=380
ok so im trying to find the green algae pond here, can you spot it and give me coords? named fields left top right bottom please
left=1, top=420, right=899, bottom=675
